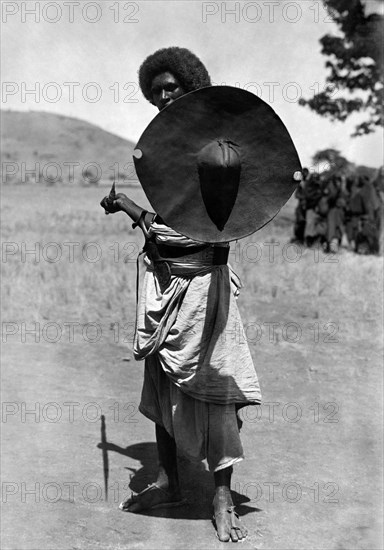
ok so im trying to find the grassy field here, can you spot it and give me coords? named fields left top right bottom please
left=1, top=183, right=382, bottom=342
left=1, top=182, right=383, bottom=550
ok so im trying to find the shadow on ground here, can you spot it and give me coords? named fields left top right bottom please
left=98, top=439, right=262, bottom=521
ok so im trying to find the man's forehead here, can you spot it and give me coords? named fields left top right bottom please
left=151, top=72, right=179, bottom=87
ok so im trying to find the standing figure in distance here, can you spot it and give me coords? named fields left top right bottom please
left=293, top=167, right=309, bottom=244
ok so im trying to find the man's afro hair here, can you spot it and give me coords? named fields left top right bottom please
left=138, top=47, right=211, bottom=104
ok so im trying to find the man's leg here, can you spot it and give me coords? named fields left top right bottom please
left=121, top=424, right=182, bottom=512
left=213, top=466, right=248, bottom=542
left=154, top=424, right=180, bottom=493
left=207, top=404, right=248, bottom=542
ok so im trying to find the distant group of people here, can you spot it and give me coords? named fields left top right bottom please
left=293, top=168, right=384, bottom=254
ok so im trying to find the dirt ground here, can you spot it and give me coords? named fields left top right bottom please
left=1, top=185, right=383, bottom=550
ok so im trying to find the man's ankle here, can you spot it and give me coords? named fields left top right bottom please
left=155, top=468, right=180, bottom=494
left=213, top=489, right=233, bottom=509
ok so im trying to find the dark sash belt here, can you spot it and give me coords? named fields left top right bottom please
left=151, top=243, right=229, bottom=264
left=144, top=240, right=229, bottom=291
left=156, top=243, right=209, bottom=258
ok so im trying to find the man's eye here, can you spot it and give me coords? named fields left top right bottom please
left=151, top=83, right=179, bottom=96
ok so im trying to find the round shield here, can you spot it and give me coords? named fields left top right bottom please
left=133, top=86, right=301, bottom=243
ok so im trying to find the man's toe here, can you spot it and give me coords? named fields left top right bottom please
left=217, top=526, right=231, bottom=542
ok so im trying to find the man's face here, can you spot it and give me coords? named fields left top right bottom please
left=151, top=72, right=186, bottom=111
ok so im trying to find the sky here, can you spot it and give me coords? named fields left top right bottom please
left=1, top=0, right=383, bottom=169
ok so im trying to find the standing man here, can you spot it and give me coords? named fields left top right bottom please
left=293, top=167, right=309, bottom=243
left=101, top=47, right=261, bottom=543
left=322, top=175, right=345, bottom=253
left=303, top=173, right=323, bottom=247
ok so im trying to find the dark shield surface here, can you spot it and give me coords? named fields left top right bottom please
left=133, top=86, right=301, bottom=243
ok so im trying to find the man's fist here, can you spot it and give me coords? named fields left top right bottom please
left=100, top=182, right=126, bottom=214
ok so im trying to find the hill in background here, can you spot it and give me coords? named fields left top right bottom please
left=2, top=109, right=380, bottom=190
left=1, top=110, right=138, bottom=186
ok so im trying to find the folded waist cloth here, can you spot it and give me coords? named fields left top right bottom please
left=133, top=221, right=261, bottom=406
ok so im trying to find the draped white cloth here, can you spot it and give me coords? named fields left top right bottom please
left=133, top=220, right=261, bottom=406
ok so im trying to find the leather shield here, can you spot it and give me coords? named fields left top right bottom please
left=133, top=86, right=301, bottom=243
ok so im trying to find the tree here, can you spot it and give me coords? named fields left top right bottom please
left=299, top=0, right=383, bottom=136
left=312, top=148, right=352, bottom=175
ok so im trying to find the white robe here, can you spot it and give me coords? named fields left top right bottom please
left=134, top=220, right=261, bottom=406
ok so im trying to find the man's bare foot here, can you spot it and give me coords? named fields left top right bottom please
left=119, top=483, right=186, bottom=513
left=213, top=487, right=248, bottom=542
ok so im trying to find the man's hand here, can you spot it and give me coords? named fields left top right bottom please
left=100, top=182, right=127, bottom=214
left=100, top=194, right=126, bottom=214
left=100, top=183, right=154, bottom=226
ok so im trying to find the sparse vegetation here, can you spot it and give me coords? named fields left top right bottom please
left=1, top=185, right=382, bottom=356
